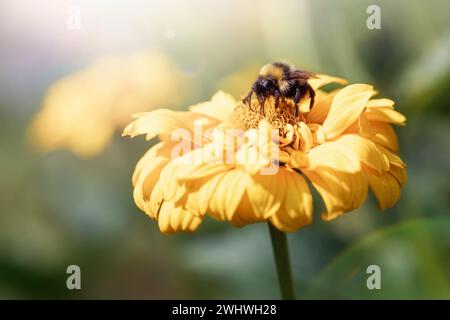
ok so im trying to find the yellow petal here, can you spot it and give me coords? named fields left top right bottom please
left=169, top=145, right=233, bottom=181
left=366, top=98, right=395, bottom=109
left=307, top=91, right=336, bottom=124
left=235, top=121, right=279, bottom=174
left=132, top=142, right=176, bottom=214
left=367, top=121, right=399, bottom=152
left=210, top=120, right=246, bottom=151
left=332, top=134, right=390, bottom=173
left=181, top=173, right=223, bottom=215
left=189, top=91, right=236, bottom=121
left=343, top=112, right=374, bottom=138
left=289, top=150, right=309, bottom=169
left=246, top=170, right=286, bottom=219
left=123, top=109, right=215, bottom=141
left=308, top=123, right=326, bottom=145
left=365, top=108, right=406, bottom=126
left=122, top=109, right=190, bottom=139
left=148, top=178, right=165, bottom=218
left=279, top=150, right=291, bottom=164
left=306, top=141, right=361, bottom=173
left=297, top=122, right=313, bottom=153
left=132, top=141, right=175, bottom=185
left=208, top=169, right=249, bottom=221
left=231, top=191, right=264, bottom=227
left=365, top=166, right=402, bottom=210
left=323, top=84, right=376, bottom=139
left=308, top=74, right=348, bottom=91
left=269, top=169, right=313, bottom=232
left=298, top=95, right=312, bottom=113
left=304, top=168, right=368, bottom=221
left=176, top=161, right=232, bottom=181
left=279, top=124, right=295, bottom=147
left=378, top=145, right=406, bottom=168
left=133, top=155, right=169, bottom=214
left=389, top=165, right=408, bottom=186
left=158, top=201, right=203, bottom=233
left=157, top=161, right=186, bottom=202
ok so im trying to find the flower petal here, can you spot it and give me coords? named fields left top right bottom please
left=322, top=84, right=376, bottom=139
left=123, top=109, right=216, bottom=141
left=123, top=109, right=191, bottom=139
left=308, top=74, right=348, bottom=91
left=231, top=191, right=264, bottom=227
left=169, top=145, right=233, bottom=181
left=208, top=169, right=250, bottom=221
left=308, top=123, right=326, bottom=145
left=304, top=168, right=368, bottom=221
left=389, top=165, right=408, bottom=186
left=181, top=173, right=223, bottom=216
left=365, top=166, right=403, bottom=210
left=157, top=161, right=186, bottom=202
left=132, top=141, right=175, bottom=184
left=246, top=170, right=286, bottom=219
left=133, top=156, right=169, bottom=214
left=366, top=98, right=395, bottom=109
left=132, top=142, right=175, bottom=214
left=365, top=108, right=406, bottom=125
left=297, top=122, right=313, bottom=153
left=269, top=169, right=313, bottom=232
left=189, top=91, right=236, bottom=121
left=307, top=91, right=336, bottom=124
left=367, top=121, right=399, bottom=152
left=148, top=178, right=165, bottom=218
left=332, top=134, right=390, bottom=173
left=378, top=145, right=406, bottom=168
left=305, top=141, right=361, bottom=173
left=158, top=201, right=203, bottom=233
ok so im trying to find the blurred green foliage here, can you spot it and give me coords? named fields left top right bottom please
left=0, top=0, right=449, bottom=299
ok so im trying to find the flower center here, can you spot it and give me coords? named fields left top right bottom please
left=233, top=98, right=306, bottom=137
left=233, top=97, right=315, bottom=156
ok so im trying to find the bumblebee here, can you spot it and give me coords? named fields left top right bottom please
left=243, top=62, right=316, bottom=118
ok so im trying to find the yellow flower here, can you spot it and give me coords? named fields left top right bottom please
left=28, top=51, right=184, bottom=157
left=123, top=74, right=406, bottom=233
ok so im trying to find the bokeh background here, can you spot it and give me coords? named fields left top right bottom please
left=1, top=0, right=449, bottom=299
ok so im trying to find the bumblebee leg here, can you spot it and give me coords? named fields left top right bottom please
left=243, top=90, right=254, bottom=110
left=307, top=85, right=316, bottom=110
left=274, top=90, right=280, bottom=110
left=294, top=87, right=301, bottom=119
left=258, top=94, right=266, bottom=116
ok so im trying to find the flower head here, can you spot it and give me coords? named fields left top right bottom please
left=123, top=74, right=406, bottom=233
left=29, top=51, right=184, bottom=157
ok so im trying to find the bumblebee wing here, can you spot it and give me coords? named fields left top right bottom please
left=287, top=70, right=317, bottom=80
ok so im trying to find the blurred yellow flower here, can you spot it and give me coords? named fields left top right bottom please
left=123, top=75, right=407, bottom=233
left=28, top=51, right=184, bottom=157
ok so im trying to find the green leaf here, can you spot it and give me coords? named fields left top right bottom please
left=306, top=216, right=450, bottom=299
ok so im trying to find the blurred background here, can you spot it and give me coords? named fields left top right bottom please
left=0, top=0, right=449, bottom=299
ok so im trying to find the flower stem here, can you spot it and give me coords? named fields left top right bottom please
left=267, top=222, right=296, bottom=300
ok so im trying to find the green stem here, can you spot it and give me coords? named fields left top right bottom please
left=268, top=222, right=296, bottom=300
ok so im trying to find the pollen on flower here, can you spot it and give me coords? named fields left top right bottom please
left=233, top=97, right=310, bottom=154
left=233, top=98, right=302, bottom=131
